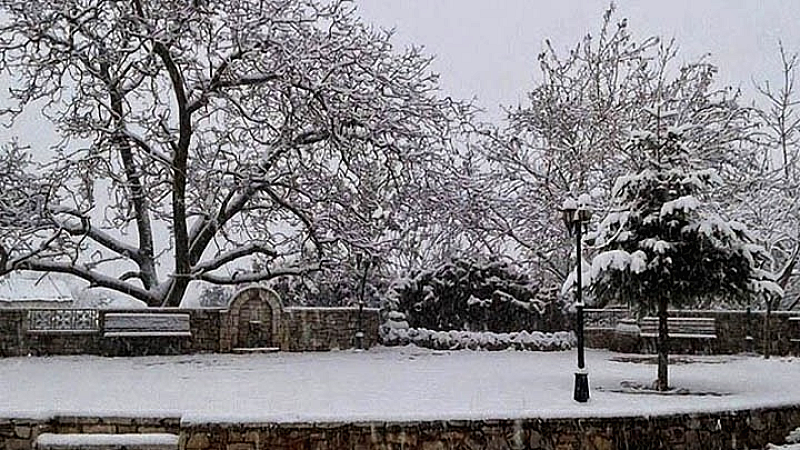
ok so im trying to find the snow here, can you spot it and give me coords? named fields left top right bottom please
left=0, top=272, right=74, bottom=301
left=588, top=249, right=648, bottom=280
left=381, top=327, right=575, bottom=351
left=36, top=433, right=178, bottom=447
left=103, top=313, right=191, bottom=335
left=2, top=348, right=800, bottom=424
left=102, top=332, right=192, bottom=338
left=660, top=195, right=700, bottom=217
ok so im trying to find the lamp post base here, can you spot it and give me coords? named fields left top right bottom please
left=354, top=331, right=365, bottom=351
left=574, top=370, right=590, bottom=403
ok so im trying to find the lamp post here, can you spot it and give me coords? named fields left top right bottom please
left=355, top=253, right=371, bottom=351
left=561, top=195, right=592, bottom=403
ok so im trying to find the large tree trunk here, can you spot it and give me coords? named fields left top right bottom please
left=656, top=296, right=669, bottom=391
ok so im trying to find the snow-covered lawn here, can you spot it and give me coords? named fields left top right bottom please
left=1, top=347, right=799, bottom=424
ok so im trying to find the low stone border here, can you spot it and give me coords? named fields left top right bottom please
left=4, top=404, right=800, bottom=450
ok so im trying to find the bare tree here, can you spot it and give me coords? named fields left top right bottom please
left=750, top=44, right=800, bottom=314
left=477, top=5, right=755, bottom=289
left=0, top=0, right=469, bottom=306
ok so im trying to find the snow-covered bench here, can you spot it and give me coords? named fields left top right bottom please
left=103, top=313, right=191, bottom=338
left=639, top=317, right=716, bottom=340
left=790, top=317, right=800, bottom=344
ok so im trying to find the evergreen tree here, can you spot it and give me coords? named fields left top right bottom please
left=584, top=115, right=782, bottom=391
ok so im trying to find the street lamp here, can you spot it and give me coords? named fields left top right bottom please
left=561, top=194, right=592, bottom=403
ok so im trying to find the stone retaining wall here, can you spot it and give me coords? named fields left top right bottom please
left=5, top=404, right=797, bottom=450
left=179, top=406, right=800, bottom=450
left=0, top=416, right=179, bottom=450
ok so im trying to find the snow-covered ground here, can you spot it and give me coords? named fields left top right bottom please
left=1, top=347, right=798, bottom=424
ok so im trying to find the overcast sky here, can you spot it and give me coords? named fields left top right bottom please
left=356, top=1, right=800, bottom=120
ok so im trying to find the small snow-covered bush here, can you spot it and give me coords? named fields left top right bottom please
left=766, top=426, right=800, bottom=449
left=789, top=427, right=800, bottom=444
left=380, top=312, right=575, bottom=351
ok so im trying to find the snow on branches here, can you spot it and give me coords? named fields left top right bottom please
left=0, top=0, right=471, bottom=305
left=580, top=124, right=782, bottom=311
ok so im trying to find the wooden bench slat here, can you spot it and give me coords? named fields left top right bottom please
left=639, top=317, right=716, bottom=339
left=103, top=313, right=191, bottom=338
left=103, top=329, right=191, bottom=336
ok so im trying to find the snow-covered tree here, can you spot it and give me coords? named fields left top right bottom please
left=0, top=0, right=470, bottom=306
left=747, top=45, right=800, bottom=312
left=477, top=5, right=755, bottom=290
left=584, top=116, right=781, bottom=391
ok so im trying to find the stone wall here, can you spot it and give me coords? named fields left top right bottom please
left=0, top=310, right=25, bottom=357
left=3, top=405, right=800, bottom=450
left=0, top=308, right=220, bottom=357
left=585, top=309, right=800, bottom=355
left=0, top=303, right=379, bottom=357
left=5, top=405, right=800, bottom=450
left=0, top=416, right=179, bottom=450
left=179, top=404, right=800, bottom=450
left=281, top=307, right=381, bottom=351
left=0, top=418, right=39, bottom=450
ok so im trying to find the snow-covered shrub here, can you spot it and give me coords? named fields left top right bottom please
left=787, top=427, right=800, bottom=444
left=380, top=319, right=575, bottom=352
left=386, top=257, right=567, bottom=333
left=267, top=262, right=386, bottom=307
left=197, top=285, right=234, bottom=308
left=766, top=426, right=800, bottom=449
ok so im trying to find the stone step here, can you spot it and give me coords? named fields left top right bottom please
left=231, top=347, right=280, bottom=354
left=35, top=433, right=178, bottom=450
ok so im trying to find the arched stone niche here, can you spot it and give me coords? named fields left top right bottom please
left=221, top=287, right=283, bottom=351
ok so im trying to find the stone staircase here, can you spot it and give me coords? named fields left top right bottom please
left=34, top=417, right=180, bottom=450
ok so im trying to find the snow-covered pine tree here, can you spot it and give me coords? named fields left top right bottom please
left=586, top=115, right=782, bottom=391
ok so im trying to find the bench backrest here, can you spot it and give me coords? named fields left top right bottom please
left=103, top=313, right=191, bottom=337
left=639, top=317, right=716, bottom=336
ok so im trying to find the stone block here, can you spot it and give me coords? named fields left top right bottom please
left=486, top=435, right=511, bottom=450
left=529, top=430, right=548, bottom=449
left=421, top=441, right=446, bottom=450
left=555, top=434, right=578, bottom=450
left=5, top=438, right=31, bottom=450
left=242, top=431, right=260, bottom=444
left=226, top=443, right=252, bottom=450
left=13, top=426, right=31, bottom=439
left=592, top=435, right=613, bottom=450
left=186, top=433, right=210, bottom=449
left=0, top=426, right=16, bottom=438
left=81, top=424, right=116, bottom=434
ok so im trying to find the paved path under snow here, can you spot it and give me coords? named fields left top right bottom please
left=1, top=348, right=798, bottom=423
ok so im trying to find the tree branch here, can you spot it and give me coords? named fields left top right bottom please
left=11, top=259, right=159, bottom=305
left=198, top=263, right=323, bottom=285
left=191, top=242, right=278, bottom=276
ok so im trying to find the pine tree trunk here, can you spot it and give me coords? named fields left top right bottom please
left=656, top=296, right=669, bottom=391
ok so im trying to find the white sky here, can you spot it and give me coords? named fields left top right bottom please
left=356, top=1, right=800, bottom=119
